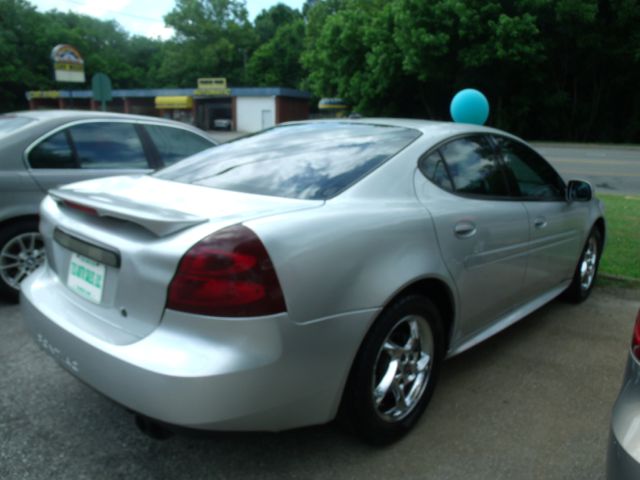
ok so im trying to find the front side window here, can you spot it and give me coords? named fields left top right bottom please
left=438, top=136, right=509, bottom=196
left=493, top=136, right=565, bottom=200
left=155, top=123, right=421, bottom=200
left=144, top=125, right=214, bottom=166
left=29, top=131, right=75, bottom=169
left=68, top=122, right=149, bottom=169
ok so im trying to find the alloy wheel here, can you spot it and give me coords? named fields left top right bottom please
left=372, top=315, right=434, bottom=422
left=0, top=232, right=45, bottom=290
left=580, top=236, right=598, bottom=291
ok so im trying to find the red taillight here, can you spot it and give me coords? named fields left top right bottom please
left=167, top=224, right=286, bottom=317
left=633, top=310, right=640, bottom=360
left=62, top=200, right=98, bottom=216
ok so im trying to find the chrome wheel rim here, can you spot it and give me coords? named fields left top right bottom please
left=0, top=232, right=45, bottom=290
left=372, top=315, right=434, bottom=422
left=579, top=236, right=598, bottom=291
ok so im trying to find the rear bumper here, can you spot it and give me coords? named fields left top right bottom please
left=607, top=355, right=640, bottom=479
left=21, top=266, right=377, bottom=431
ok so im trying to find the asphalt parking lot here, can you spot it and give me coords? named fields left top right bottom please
left=1, top=283, right=638, bottom=480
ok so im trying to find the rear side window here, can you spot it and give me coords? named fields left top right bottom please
left=493, top=136, right=565, bottom=200
left=438, top=136, right=509, bottom=196
left=68, top=122, right=149, bottom=169
left=419, top=151, right=454, bottom=192
left=155, top=123, right=421, bottom=200
left=29, top=131, right=76, bottom=169
left=144, top=125, right=214, bottom=166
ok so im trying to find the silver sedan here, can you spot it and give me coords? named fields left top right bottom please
left=21, top=119, right=605, bottom=444
left=0, top=110, right=216, bottom=302
left=607, top=309, right=640, bottom=479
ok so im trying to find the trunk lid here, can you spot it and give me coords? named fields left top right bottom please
left=51, top=175, right=321, bottom=236
left=41, top=175, right=322, bottom=341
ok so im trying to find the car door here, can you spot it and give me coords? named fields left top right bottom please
left=492, top=135, right=587, bottom=299
left=415, top=135, right=530, bottom=339
left=26, top=121, right=153, bottom=193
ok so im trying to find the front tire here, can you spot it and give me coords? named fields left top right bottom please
left=342, top=295, right=444, bottom=445
left=0, top=219, right=44, bottom=303
left=562, top=227, right=602, bottom=303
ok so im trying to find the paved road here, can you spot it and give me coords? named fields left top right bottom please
left=2, top=284, right=638, bottom=480
left=531, top=143, right=640, bottom=195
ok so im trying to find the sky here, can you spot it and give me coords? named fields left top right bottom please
left=30, top=0, right=306, bottom=40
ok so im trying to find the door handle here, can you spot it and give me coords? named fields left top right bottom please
left=454, top=221, right=477, bottom=238
left=534, top=217, right=548, bottom=229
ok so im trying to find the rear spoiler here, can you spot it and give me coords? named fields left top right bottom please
left=50, top=189, right=207, bottom=237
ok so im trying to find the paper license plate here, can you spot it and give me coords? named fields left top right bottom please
left=67, top=253, right=106, bottom=304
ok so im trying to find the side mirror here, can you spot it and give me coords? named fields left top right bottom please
left=566, top=180, right=592, bottom=202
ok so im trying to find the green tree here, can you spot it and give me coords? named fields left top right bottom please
left=159, top=0, right=256, bottom=86
left=0, top=0, right=54, bottom=111
left=247, top=19, right=305, bottom=87
left=254, top=3, right=302, bottom=44
left=301, top=0, right=640, bottom=141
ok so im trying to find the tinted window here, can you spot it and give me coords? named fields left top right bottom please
left=155, top=123, right=421, bottom=200
left=68, top=122, right=149, bottom=169
left=439, top=136, right=509, bottom=196
left=29, top=131, right=76, bottom=169
left=419, top=151, right=454, bottom=191
left=145, top=125, right=214, bottom=166
left=494, top=136, right=565, bottom=200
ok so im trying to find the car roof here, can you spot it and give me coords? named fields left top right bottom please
left=6, top=109, right=191, bottom=126
left=281, top=117, right=518, bottom=141
left=0, top=110, right=215, bottom=150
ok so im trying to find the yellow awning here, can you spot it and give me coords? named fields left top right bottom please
left=155, top=96, right=193, bottom=109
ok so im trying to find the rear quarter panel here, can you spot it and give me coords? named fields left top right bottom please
left=247, top=199, right=455, bottom=326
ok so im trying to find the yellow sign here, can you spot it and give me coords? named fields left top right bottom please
left=194, top=77, right=230, bottom=96
left=27, top=90, right=61, bottom=99
left=155, top=96, right=194, bottom=110
left=51, top=44, right=85, bottom=83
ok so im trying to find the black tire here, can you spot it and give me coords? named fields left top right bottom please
left=341, top=295, right=444, bottom=445
left=562, top=227, right=602, bottom=304
left=0, top=219, right=43, bottom=303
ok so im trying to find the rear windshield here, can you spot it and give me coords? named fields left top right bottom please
left=155, top=123, right=420, bottom=200
left=0, top=116, right=34, bottom=137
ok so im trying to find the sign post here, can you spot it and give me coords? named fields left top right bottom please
left=51, top=44, right=85, bottom=83
left=91, top=73, right=112, bottom=111
left=51, top=44, right=85, bottom=107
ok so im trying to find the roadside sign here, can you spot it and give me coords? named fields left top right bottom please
left=91, top=73, right=112, bottom=111
left=51, top=44, right=85, bottom=83
left=194, top=77, right=231, bottom=96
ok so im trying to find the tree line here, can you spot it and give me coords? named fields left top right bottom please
left=1, top=0, right=639, bottom=142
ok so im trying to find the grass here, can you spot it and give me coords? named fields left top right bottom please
left=597, top=193, right=640, bottom=280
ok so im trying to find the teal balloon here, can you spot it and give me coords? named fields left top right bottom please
left=450, top=89, right=489, bottom=125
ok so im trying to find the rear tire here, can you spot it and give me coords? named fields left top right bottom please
left=0, top=219, right=44, bottom=303
left=562, top=227, right=602, bottom=303
left=341, top=295, right=444, bottom=445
